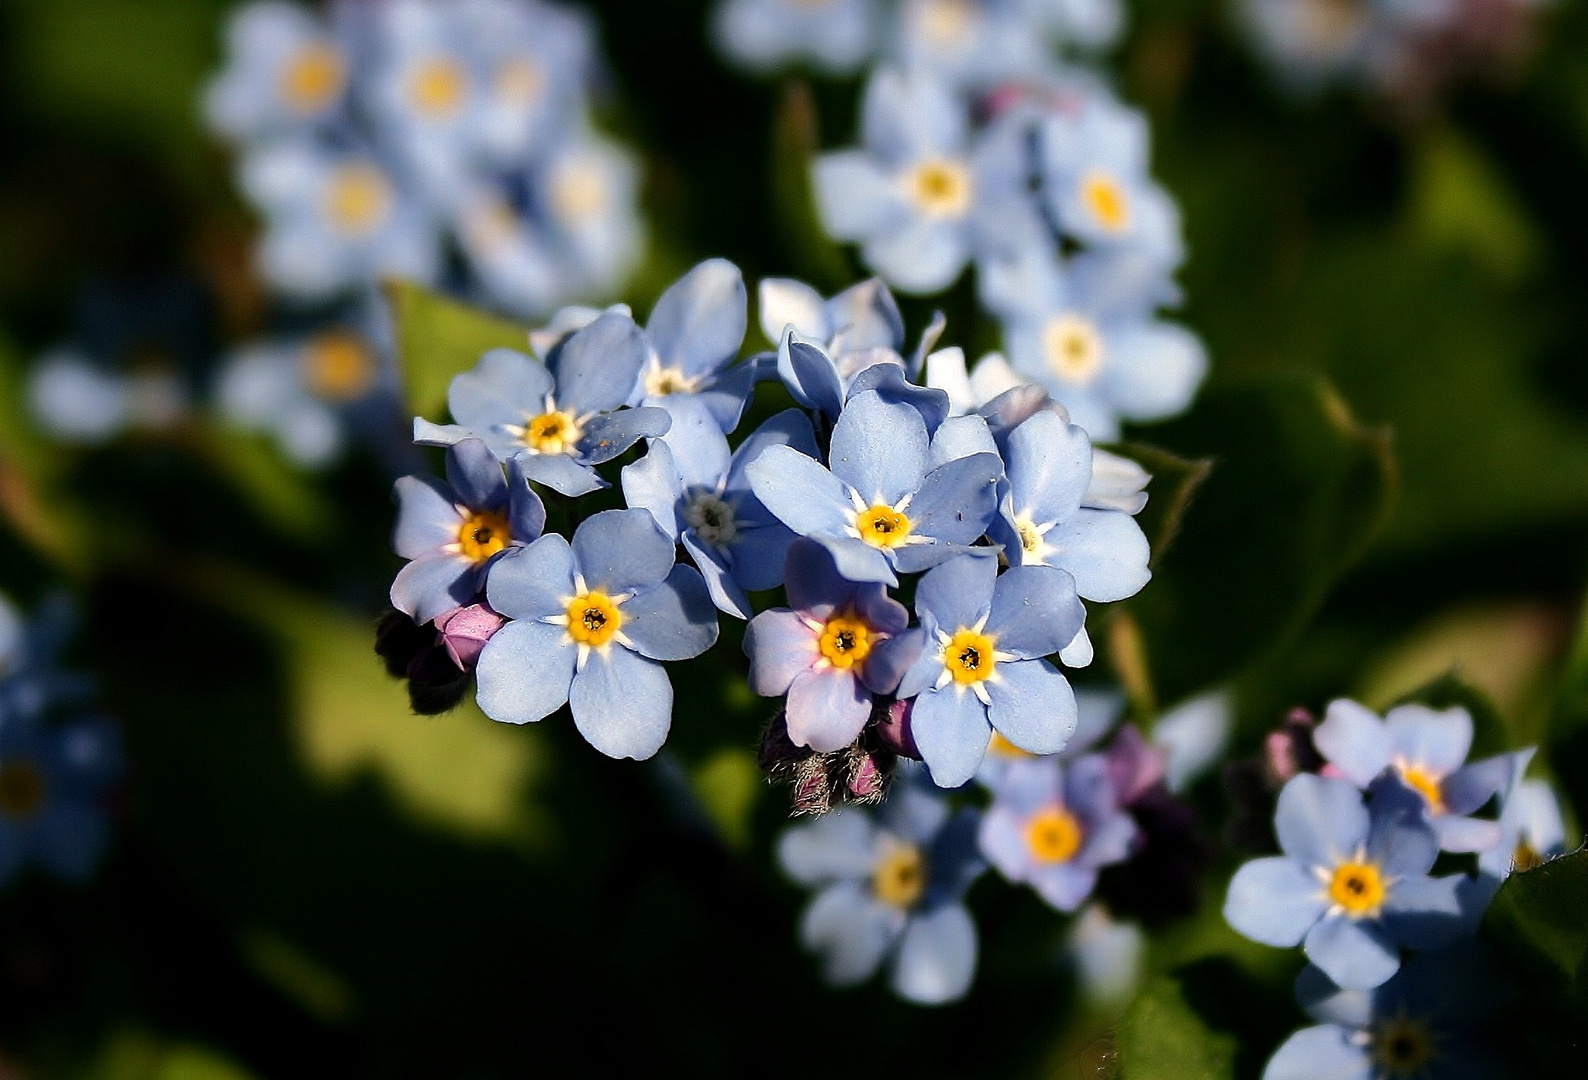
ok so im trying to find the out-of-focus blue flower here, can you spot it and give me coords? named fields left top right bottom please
left=975, top=686, right=1123, bottom=787
left=1313, top=699, right=1527, bottom=855
left=924, top=347, right=1025, bottom=417
left=759, top=276, right=905, bottom=366
left=892, top=0, right=1051, bottom=92
left=743, top=539, right=911, bottom=751
left=215, top=324, right=391, bottom=468
left=623, top=397, right=816, bottom=618
left=978, top=754, right=1136, bottom=910
left=0, top=596, right=20, bottom=681
left=1035, top=93, right=1185, bottom=270
left=812, top=69, right=1032, bottom=294
left=1068, top=901, right=1144, bottom=1005
left=746, top=389, right=1002, bottom=586
left=628, top=260, right=756, bottom=433
left=1477, top=778, right=1568, bottom=880
left=1020, top=0, right=1127, bottom=50
left=1224, top=773, right=1471, bottom=990
left=26, top=348, right=189, bottom=445
left=0, top=597, right=91, bottom=725
left=474, top=509, right=719, bottom=759
left=390, top=438, right=546, bottom=624
left=778, top=779, right=984, bottom=1004
left=1236, top=0, right=1466, bottom=96
left=0, top=711, right=122, bottom=887
left=204, top=1, right=351, bottom=143
left=1264, top=946, right=1504, bottom=1080
left=983, top=247, right=1206, bottom=440
left=713, top=0, right=879, bottom=74
left=239, top=140, right=442, bottom=300
left=886, top=555, right=1086, bottom=786
left=413, top=312, right=672, bottom=496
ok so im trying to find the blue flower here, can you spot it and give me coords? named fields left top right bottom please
left=629, top=260, right=756, bottom=433
left=1263, top=947, right=1504, bottom=1080
left=622, top=397, right=816, bottom=618
left=1312, top=699, right=1529, bottom=854
left=413, top=311, right=672, bottom=496
left=238, top=140, right=442, bottom=301
left=984, top=246, right=1206, bottom=440
left=812, top=69, right=1032, bottom=294
left=746, top=389, right=1002, bottom=586
left=758, top=276, right=906, bottom=366
left=1224, top=774, right=1472, bottom=990
left=0, top=596, right=19, bottom=680
left=1035, top=92, right=1185, bottom=270
left=743, top=539, right=911, bottom=751
left=777, top=779, right=984, bottom=1004
left=0, top=711, right=122, bottom=886
left=204, top=1, right=350, bottom=143
left=1021, top=0, right=1127, bottom=50
left=1237, top=0, right=1378, bottom=93
left=713, top=0, right=879, bottom=74
left=474, top=509, right=719, bottom=760
left=390, top=438, right=546, bottom=624
left=26, top=348, right=189, bottom=445
left=893, top=0, right=1052, bottom=92
left=774, top=329, right=952, bottom=432
left=978, top=754, right=1136, bottom=910
left=886, top=554, right=1087, bottom=786
left=1477, top=778, right=1568, bottom=881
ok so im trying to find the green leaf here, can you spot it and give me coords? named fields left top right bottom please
left=1408, top=127, right=1538, bottom=282
left=1116, top=975, right=1236, bottom=1080
left=688, top=747, right=762, bottom=850
left=388, top=281, right=532, bottom=422
left=1482, top=849, right=1588, bottom=991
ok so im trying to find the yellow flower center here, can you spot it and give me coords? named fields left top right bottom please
left=1081, top=171, right=1131, bottom=233
left=494, top=57, right=544, bottom=104
left=817, top=614, right=873, bottom=670
left=943, top=628, right=998, bottom=685
left=550, top=157, right=609, bottom=223
left=1328, top=859, right=1387, bottom=918
left=1371, top=1016, right=1436, bottom=1077
left=855, top=505, right=912, bottom=549
left=324, top=164, right=392, bottom=236
left=1512, top=840, right=1544, bottom=873
left=302, top=331, right=376, bottom=402
left=522, top=410, right=582, bottom=455
left=0, top=762, right=46, bottom=821
left=904, top=157, right=973, bottom=219
left=1026, top=806, right=1084, bottom=863
left=873, top=844, right=927, bottom=908
left=457, top=510, right=511, bottom=563
left=409, top=57, right=467, bottom=117
left=643, top=365, right=700, bottom=397
left=987, top=730, right=1031, bottom=758
left=1042, top=314, right=1104, bottom=385
left=917, top=0, right=973, bottom=44
left=281, top=43, right=344, bottom=114
left=565, top=591, right=623, bottom=648
left=1395, top=761, right=1446, bottom=814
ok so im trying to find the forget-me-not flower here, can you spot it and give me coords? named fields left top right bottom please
left=1022, top=0, right=1127, bottom=50
left=475, top=509, right=719, bottom=760
left=204, top=1, right=350, bottom=143
left=778, top=779, right=984, bottom=1004
left=743, top=539, right=912, bottom=752
left=713, top=0, right=880, bottom=74
left=893, top=0, right=1051, bottom=92
left=622, top=397, right=816, bottom=618
left=746, top=389, right=1002, bottom=586
left=1313, top=699, right=1526, bottom=854
left=978, top=754, right=1136, bottom=910
left=26, top=348, right=188, bottom=445
left=1224, top=773, right=1471, bottom=990
left=885, top=554, right=1086, bottom=787
left=0, top=711, right=122, bottom=887
left=414, top=312, right=672, bottom=496
left=390, top=437, right=546, bottom=624
left=628, top=259, right=757, bottom=433
left=1477, top=778, right=1568, bottom=881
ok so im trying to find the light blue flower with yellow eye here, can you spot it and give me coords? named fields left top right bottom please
left=884, top=555, right=1086, bottom=787
left=238, top=139, right=442, bottom=300
left=713, top=0, right=880, bottom=75
left=622, top=397, right=817, bottom=619
left=893, top=0, right=1051, bottom=92
left=1036, top=91, right=1185, bottom=269
left=0, top=711, right=122, bottom=887
left=629, top=260, right=757, bottom=433
left=746, top=389, right=1003, bottom=586
left=812, top=68, right=1033, bottom=294
left=1224, top=774, right=1474, bottom=991
left=390, top=438, right=546, bottom=624
left=1237, top=0, right=1379, bottom=92
left=778, top=778, right=985, bottom=1004
left=204, top=1, right=350, bottom=144
left=414, top=312, right=672, bottom=496
left=985, top=246, right=1206, bottom=440
left=474, top=509, right=719, bottom=760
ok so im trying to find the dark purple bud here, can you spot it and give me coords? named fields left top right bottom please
left=1103, top=725, right=1166, bottom=808
left=872, top=697, right=921, bottom=760
left=434, top=603, right=505, bottom=670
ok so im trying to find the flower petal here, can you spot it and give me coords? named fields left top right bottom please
left=1003, top=409, right=1092, bottom=526
left=986, top=657, right=1079, bottom=756
left=444, top=438, right=509, bottom=510
left=447, top=348, right=551, bottom=430
left=1274, top=774, right=1371, bottom=868
left=1314, top=699, right=1394, bottom=788
left=786, top=666, right=873, bottom=753
left=393, top=475, right=463, bottom=560
left=571, top=508, right=676, bottom=595
left=620, top=439, right=685, bottom=541
left=746, top=444, right=855, bottom=538
left=778, top=808, right=878, bottom=885
left=986, top=564, right=1084, bottom=659
left=828, top=389, right=930, bottom=505
left=578, top=406, right=672, bottom=465
left=519, top=453, right=606, bottom=496
left=890, top=904, right=978, bottom=1005
left=758, top=277, right=829, bottom=343
left=390, top=554, right=479, bottom=624
left=1260, top=1026, right=1370, bottom=1080
left=619, top=564, right=719, bottom=661
left=551, top=311, right=651, bottom=413
left=569, top=645, right=673, bottom=760
left=1041, top=510, right=1151, bottom=602
left=744, top=609, right=817, bottom=696
left=910, top=687, right=991, bottom=788
left=1303, top=916, right=1399, bottom=991
left=485, top=533, right=576, bottom=621
left=914, top=553, right=996, bottom=634
left=906, top=452, right=1003, bottom=545
left=1224, top=857, right=1328, bottom=948
left=800, top=882, right=901, bottom=987
left=645, top=258, right=746, bottom=376
left=680, top=532, right=751, bottom=620
left=475, top=620, right=576, bottom=725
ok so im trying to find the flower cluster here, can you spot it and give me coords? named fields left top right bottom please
left=1224, top=698, right=1570, bottom=1077
left=716, top=1, right=1204, bottom=440
left=0, top=593, right=122, bottom=888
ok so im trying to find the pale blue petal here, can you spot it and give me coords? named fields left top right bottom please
left=1261, top=1026, right=1370, bottom=1080
left=393, top=475, right=463, bottom=559
left=844, top=363, right=951, bottom=437
left=1382, top=875, right=1470, bottom=949
left=884, top=630, right=937, bottom=700
left=571, top=508, right=675, bottom=594
left=929, top=413, right=998, bottom=467
left=911, top=687, right=991, bottom=788
left=1304, top=916, right=1399, bottom=990
left=758, top=277, right=829, bottom=343
left=1103, top=321, right=1207, bottom=423
left=645, top=258, right=746, bottom=376
left=745, top=608, right=817, bottom=696
left=621, top=440, right=686, bottom=540
left=1314, top=699, right=1394, bottom=788
left=447, top=348, right=551, bottom=430
left=778, top=809, right=879, bottom=884
left=1224, top=857, right=1328, bottom=947
left=390, top=554, right=479, bottom=623
left=890, top=904, right=977, bottom=1005
left=475, top=620, right=576, bottom=724
left=726, top=408, right=820, bottom=494
left=747, top=445, right=857, bottom=537
left=813, top=151, right=908, bottom=240
left=827, top=278, right=904, bottom=353
left=1296, top=964, right=1373, bottom=1027
left=1275, top=774, right=1371, bottom=868
left=915, top=553, right=996, bottom=634
left=519, top=453, right=606, bottom=496
left=619, top=564, right=719, bottom=661
left=986, top=565, right=1084, bottom=659
left=505, top=461, right=547, bottom=542
left=828, top=389, right=929, bottom=504
left=1431, top=814, right=1503, bottom=854
left=445, top=438, right=509, bottom=509
left=815, top=534, right=898, bottom=586
left=1383, top=705, right=1472, bottom=778
left=786, top=667, right=873, bottom=753
left=681, top=532, right=751, bottom=620
left=1004, top=409, right=1092, bottom=524
left=978, top=805, right=1032, bottom=882
left=726, top=521, right=799, bottom=593
left=578, top=406, right=672, bottom=465
left=1443, top=751, right=1526, bottom=816
left=1043, top=510, right=1151, bottom=602
left=569, top=645, right=673, bottom=760
left=552, top=311, right=650, bottom=413
left=1030, top=861, right=1099, bottom=912
left=694, top=362, right=757, bottom=433
left=864, top=218, right=969, bottom=296
left=777, top=332, right=846, bottom=417
left=800, top=882, right=901, bottom=986
left=907, top=452, right=1003, bottom=545
left=986, top=658, right=1079, bottom=755
left=1365, top=808, right=1439, bottom=878
left=485, top=533, right=576, bottom=621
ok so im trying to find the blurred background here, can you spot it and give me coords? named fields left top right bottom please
left=2, top=0, right=1587, bottom=1076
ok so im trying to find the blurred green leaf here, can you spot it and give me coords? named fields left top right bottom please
left=689, top=747, right=762, bottom=850
left=241, top=928, right=356, bottom=1025
left=1482, top=850, right=1588, bottom=991
left=388, top=281, right=531, bottom=422
left=768, top=80, right=851, bottom=304
left=76, top=1030, right=259, bottom=1080
left=1116, top=975, right=1236, bottom=1080
left=1408, top=127, right=1538, bottom=282
left=180, top=424, right=332, bottom=547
